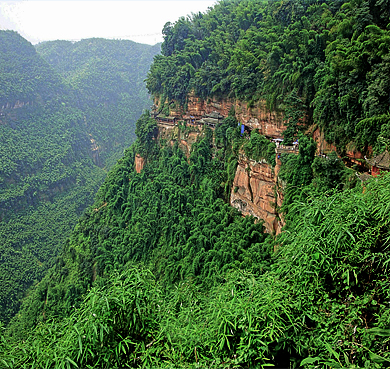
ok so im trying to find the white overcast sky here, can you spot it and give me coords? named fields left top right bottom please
left=0, top=1, right=216, bottom=45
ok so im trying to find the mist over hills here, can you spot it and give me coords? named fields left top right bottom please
left=36, top=38, right=161, bottom=167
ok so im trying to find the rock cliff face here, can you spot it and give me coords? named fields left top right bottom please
left=0, top=100, right=33, bottom=125
left=135, top=154, right=145, bottom=173
left=230, top=155, right=284, bottom=234
left=168, top=93, right=286, bottom=138
left=153, top=93, right=288, bottom=234
left=157, top=122, right=202, bottom=157
left=135, top=124, right=202, bottom=173
left=150, top=93, right=367, bottom=234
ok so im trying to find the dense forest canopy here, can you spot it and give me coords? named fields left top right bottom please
left=0, top=30, right=105, bottom=324
left=0, top=31, right=63, bottom=106
left=3, top=105, right=390, bottom=368
left=147, top=0, right=390, bottom=153
left=2, top=0, right=390, bottom=368
left=0, top=32, right=159, bottom=324
left=36, top=38, right=161, bottom=167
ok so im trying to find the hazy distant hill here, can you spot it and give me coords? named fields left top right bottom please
left=0, top=31, right=64, bottom=107
left=0, top=32, right=160, bottom=324
left=36, top=39, right=161, bottom=167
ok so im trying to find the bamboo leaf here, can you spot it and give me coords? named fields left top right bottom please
left=325, top=342, right=340, bottom=360
left=367, top=327, right=390, bottom=337
left=300, top=356, right=320, bottom=365
left=65, top=356, right=78, bottom=368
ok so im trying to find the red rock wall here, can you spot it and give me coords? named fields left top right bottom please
left=159, top=94, right=374, bottom=234
left=312, top=127, right=337, bottom=154
left=154, top=117, right=287, bottom=234
left=156, top=94, right=287, bottom=233
left=161, top=93, right=286, bottom=138
left=135, top=154, right=145, bottom=173
left=156, top=122, right=203, bottom=158
left=230, top=155, right=284, bottom=234
left=179, top=131, right=200, bottom=157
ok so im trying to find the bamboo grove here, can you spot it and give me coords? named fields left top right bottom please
left=147, top=0, right=390, bottom=153
left=2, top=107, right=390, bottom=367
left=2, top=0, right=390, bottom=368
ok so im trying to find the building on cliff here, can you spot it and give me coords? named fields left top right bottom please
left=367, top=151, right=390, bottom=177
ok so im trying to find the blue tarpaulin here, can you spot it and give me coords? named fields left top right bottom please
left=240, top=124, right=245, bottom=136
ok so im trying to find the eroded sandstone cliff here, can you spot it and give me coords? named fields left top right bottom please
left=165, top=92, right=286, bottom=138
left=230, top=154, right=284, bottom=234
left=150, top=94, right=288, bottom=234
left=157, top=122, right=201, bottom=157
left=135, top=154, right=145, bottom=173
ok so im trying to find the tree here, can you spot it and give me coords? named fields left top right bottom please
left=283, top=89, right=307, bottom=145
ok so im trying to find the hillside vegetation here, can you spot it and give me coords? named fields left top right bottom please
left=36, top=39, right=160, bottom=167
left=0, top=32, right=159, bottom=324
left=2, top=0, right=390, bottom=368
left=147, top=0, right=390, bottom=151
left=3, top=108, right=390, bottom=369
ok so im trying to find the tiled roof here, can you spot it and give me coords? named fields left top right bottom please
left=367, top=151, right=390, bottom=169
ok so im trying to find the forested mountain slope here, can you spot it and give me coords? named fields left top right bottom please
left=3, top=110, right=390, bottom=369
left=147, top=0, right=390, bottom=151
left=2, top=0, right=390, bottom=368
left=0, top=30, right=106, bottom=324
left=36, top=39, right=161, bottom=167
left=0, top=32, right=159, bottom=324
left=0, top=31, right=63, bottom=107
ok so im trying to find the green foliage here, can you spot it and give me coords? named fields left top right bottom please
left=3, top=99, right=390, bottom=368
left=274, top=173, right=390, bottom=368
left=312, top=151, right=354, bottom=192
left=313, top=2, right=390, bottom=153
left=0, top=169, right=104, bottom=326
left=1, top=267, right=160, bottom=368
left=214, top=116, right=239, bottom=150
left=0, top=32, right=105, bottom=324
left=147, top=0, right=390, bottom=153
left=0, top=31, right=63, bottom=106
left=280, top=138, right=358, bottom=220
left=5, top=120, right=270, bottom=337
left=5, top=167, right=390, bottom=367
left=36, top=38, right=161, bottom=168
left=4, top=1, right=390, bottom=368
left=244, top=130, right=276, bottom=166
left=134, top=111, right=159, bottom=159
left=282, top=89, right=307, bottom=145
left=279, top=135, right=317, bottom=212
left=147, top=0, right=330, bottom=110
left=0, top=32, right=159, bottom=324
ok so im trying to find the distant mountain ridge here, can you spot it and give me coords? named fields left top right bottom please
left=36, top=38, right=161, bottom=167
left=0, top=31, right=160, bottom=324
left=0, top=31, right=64, bottom=107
